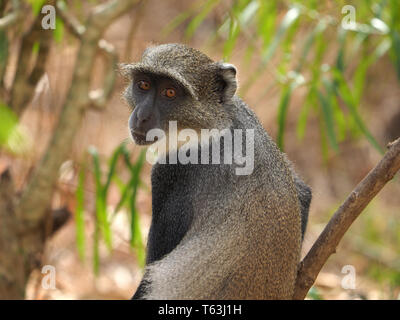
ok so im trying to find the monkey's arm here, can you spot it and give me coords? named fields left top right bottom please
left=131, top=278, right=149, bottom=300
left=132, top=162, right=196, bottom=299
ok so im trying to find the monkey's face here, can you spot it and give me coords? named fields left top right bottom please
left=126, top=72, right=195, bottom=145
left=122, top=44, right=239, bottom=146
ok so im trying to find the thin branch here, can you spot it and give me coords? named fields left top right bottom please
left=28, top=34, right=52, bottom=86
left=56, top=1, right=118, bottom=110
left=124, top=0, right=146, bottom=61
left=16, top=0, right=140, bottom=229
left=293, top=137, right=400, bottom=300
left=0, top=168, right=25, bottom=299
left=10, top=1, right=53, bottom=116
left=56, top=0, right=85, bottom=38
left=0, top=0, right=21, bottom=30
left=88, top=39, right=117, bottom=110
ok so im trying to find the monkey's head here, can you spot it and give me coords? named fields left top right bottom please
left=122, top=43, right=237, bottom=145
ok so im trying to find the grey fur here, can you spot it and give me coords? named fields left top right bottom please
left=123, top=43, right=312, bottom=299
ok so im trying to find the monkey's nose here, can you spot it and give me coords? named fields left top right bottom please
left=131, top=128, right=146, bottom=138
left=134, top=108, right=153, bottom=127
left=131, top=115, right=156, bottom=137
left=135, top=118, right=153, bottom=136
left=138, top=116, right=149, bottom=126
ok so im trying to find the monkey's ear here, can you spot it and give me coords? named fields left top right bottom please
left=119, top=63, right=134, bottom=79
left=215, top=62, right=237, bottom=102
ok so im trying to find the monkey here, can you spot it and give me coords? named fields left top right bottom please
left=122, top=43, right=311, bottom=299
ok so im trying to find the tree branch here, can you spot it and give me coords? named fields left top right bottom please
left=293, top=137, right=400, bottom=300
left=56, top=1, right=118, bottom=110
left=123, top=0, right=146, bottom=61
left=0, top=168, right=26, bottom=299
left=0, top=0, right=21, bottom=31
left=16, top=0, right=139, bottom=228
left=9, top=1, right=53, bottom=116
left=88, top=39, right=117, bottom=110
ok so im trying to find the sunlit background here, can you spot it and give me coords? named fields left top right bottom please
left=0, top=0, right=399, bottom=299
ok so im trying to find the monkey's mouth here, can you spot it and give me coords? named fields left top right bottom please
left=130, top=130, right=159, bottom=146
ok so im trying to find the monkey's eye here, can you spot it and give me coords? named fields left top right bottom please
left=137, top=80, right=151, bottom=91
left=162, top=88, right=176, bottom=99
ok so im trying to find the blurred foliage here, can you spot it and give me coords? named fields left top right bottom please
left=75, top=143, right=146, bottom=274
left=167, top=0, right=400, bottom=155
left=0, top=103, right=30, bottom=154
left=0, top=103, right=18, bottom=147
left=368, top=263, right=400, bottom=290
left=307, top=286, right=324, bottom=300
left=27, top=0, right=47, bottom=16
left=27, top=0, right=65, bottom=43
left=1, top=0, right=398, bottom=290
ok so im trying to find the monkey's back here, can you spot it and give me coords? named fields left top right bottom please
left=141, top=97, right=303, bottom=299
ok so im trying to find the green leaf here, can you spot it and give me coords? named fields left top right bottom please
left=257, top=1, right=277, bottom=49
left=370, top=18, right=390, bottom=34
left=322, top=78, right=346, bottom=142
left=295, top=21, right=327, bottom=73
left=241, top=6, right=300, bottom=94
left=223, top=16, right=240, bottom=60
left=0, top=103, right=30, bottom=154
left=131, top=208, right=145, bottom=268
left=27, top=0, right=46, bottom=16
left=53, top=17, right=64, bottom=43
left=32, top=41, right=40, bottom=55
left=277, top=83, right=295, bottom=151
left=162, top=1, right=204, bottom=36
left=0, top=103, right=18, bottom=146
left=261, top=7, right=300, bottom=65
left=103, top=142, right=126, bottom=197
left=352, top=54, right=372, bottom=107
left=93, top=215, right=100, bottom=275
left=243, top=43, right=256, bottom=65
left=221, top=1, right=259, bottom=60
left=184, top=0, right=221, bottom=40
left=75, top=167, right=86, bottom=262
left=129, top=150, right=146, bottom=247
left=335, top=29, right=347, bottom=73
left=317, top=90, right=338, bottom=151
left=296, top=92, right=313, bottom=140
left=113, top=178, right=133, bottom=216
left=89, top=146, right=113, bottom=251
left=318, top=111, right=329, bottom=164
left=125, top=150, right=146, bottom=267
left=390, top=30, right=400, bottom=81
left=0, top=31, right=8, bottom=76
left=333, top=69, right=384, bottom=154
left=237, top=0, right=259, bottom=25
left=307, top=286, right=324, bottom=300
left=121, top=144, right=135, bottom=171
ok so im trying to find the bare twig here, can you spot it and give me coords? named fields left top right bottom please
left=0, top=0, right=139, bottom=299
left=0, top=0, right=21, bottom=30
left=88, top=39, right=117, bottom=110
left=293, top=137, right=400, bottom=300
left=10, top=1, right=54, bottom=116
left=56, top=0, right=85, bottom=37
left=0, top=169, right=26, bottom=299
left=16, top=0, right=139, bottom=228
left=124, top=0, right=146, bottom=61
left=56, top=1, right=118, bottom=110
